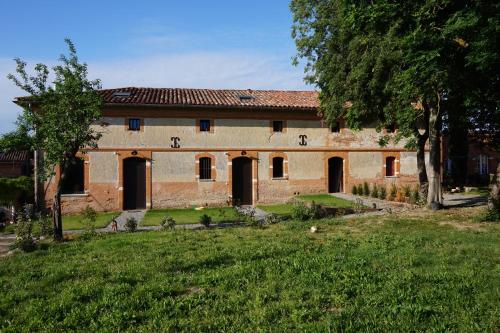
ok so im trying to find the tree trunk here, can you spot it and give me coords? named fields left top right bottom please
left=488, top=162, right=500, bottom=212
left=427, top=106, right=443, bottom=209
left=53, top=191, right=63, bottom=240
left=417, top=132, right=429, bottom=201
left=52, top=159, right=69, bottom=241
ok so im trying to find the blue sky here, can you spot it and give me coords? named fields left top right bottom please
left=0, top=0, right=311, bottom=133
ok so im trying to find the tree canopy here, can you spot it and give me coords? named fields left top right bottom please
left=291, top=0, right=499, bottom=207
left=8, top=39, right=103, bottom=239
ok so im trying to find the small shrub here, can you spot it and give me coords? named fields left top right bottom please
left=160, top=215, right=176, bottom=230
left=292, top=201, right=312, bottom=221
left=309, top=201, right=325, bottom=219
left=388, top=184, right=398, bottom=201
left=357, top=184, right=364, bottom=195
left=199, top=214, right=212, bottom=228
left=403, top=185, right=411, bottom=199
left=264, top=213, right=283, bottom=225
left=124, top=217, right=138, bottom=232
left=217, top=209, right=228, bottom=223
left=379, top=186, right=387, bottom=200
left=15, top=215, right=35, bottom=252
left=477, top=209, right=500, bottom=222
left=39, top=215, right=53, bottom=237
left=371, top=184, right=379, bottom=198
left=352, top=185, right=358, bottom=195
left=363, top=182, right=370, bottom=196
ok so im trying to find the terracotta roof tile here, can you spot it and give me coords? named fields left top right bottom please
left=99, top=87, right=319, bottom=110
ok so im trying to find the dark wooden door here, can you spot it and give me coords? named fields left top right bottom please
left=123, top=158, right=146, bottom=210
left=232, top=157, right=253, bottom=205
left=328, top=157, right=344, bottom=193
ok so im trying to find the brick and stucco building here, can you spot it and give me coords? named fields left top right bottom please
left=23, top=87, right=422, bottom=213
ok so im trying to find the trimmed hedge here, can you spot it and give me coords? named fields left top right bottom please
left=0, top=176, right=33, bottom=205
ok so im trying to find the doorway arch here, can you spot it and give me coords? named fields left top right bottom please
left=328, top=157, right=344, bottom=193
left=232, top=157, right=253, bottom=205
left=123, top=157, right=146, bottom=210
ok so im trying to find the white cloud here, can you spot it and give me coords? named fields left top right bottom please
left=0, top=51, right=310, bottom=133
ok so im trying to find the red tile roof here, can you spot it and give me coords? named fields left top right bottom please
left=0, top=151, right=30, bottom=162
left=99, top=87, right=319, bottom=110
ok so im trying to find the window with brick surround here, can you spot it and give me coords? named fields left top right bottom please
left=385, top=123, right=396, bottom=133
left=272, top=120, right=284, bottom=133
left=128, top=118, right=141, bottom=131
left=331, top=121, right=341, bottom=133
left=199, top=157, right=212, bottom=180
left=61, top=158, right=85, bottom=194
left=272, top=157, right=284, bottom=178
left=386, top=156, right=396, bottom=177
left=199, top=119, right=211, bottom=132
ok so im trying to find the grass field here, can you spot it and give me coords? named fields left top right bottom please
left=0, top=207, right=498, bottom=331
left=62, top=212, right=118, bottom=230
left=141, top=207, right=240, bottom=226
left=258, top=194, right=357, bottom=216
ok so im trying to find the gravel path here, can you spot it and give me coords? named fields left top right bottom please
left=103, top=210, right=146, bottom=231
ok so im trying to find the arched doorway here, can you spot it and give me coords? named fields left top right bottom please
left=123, top=157, right=146, bottom=210
left=328, top=157, right=344, bottom=193
left=232, top=157, right=253, bottom=205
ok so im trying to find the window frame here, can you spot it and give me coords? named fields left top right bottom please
left=385, top=156, right=396, bottom=177
left=128, top=118, right=141, bottom=131
left=195, top=153, right=216, bottom=181
left=269, top=152, right=288, bottom=180
left=330, top=120, right=341, bottom=133
left=199, top=157, right=212, bottom=180
left=272, top=120, right=284, bottom=133
left=60, top=156, right=87, bottom=195
left=272, top=157, right=284, bottom=178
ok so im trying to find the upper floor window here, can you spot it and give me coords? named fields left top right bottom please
left=272, top=120, right=284, bottom=133
left=385, top=123, right=396, bottom=133
left=199, top=119, right=211, bottom=132
left=478, top=155, right=489, bottom=175
left=386, top=156, right=396, bottom=177
left=272, top=157, right=284, bottom=178
left=199, top=157, right=212, bottom=180
left=331, top=121, right=341, bottom=133
left=128, top=118, right=141, bottom=131
left=61, top=158, right=85, bottom=194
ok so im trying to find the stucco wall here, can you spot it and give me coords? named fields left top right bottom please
left=400, top=152, right=418, bottom=176
left=88, top=152, right=117, bottom=183
left=92, top=116, right=409, bottom=149
left=288, top=152, right=324, bottom=179
left=349, top=152, right=382, bottom=179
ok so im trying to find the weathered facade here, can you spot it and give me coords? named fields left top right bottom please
left=38, top=88, right=420, bottom=213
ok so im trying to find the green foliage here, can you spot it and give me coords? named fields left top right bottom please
left=264, top=213, right=283, bottom=225
left=160, top=215, right=176, bottom=231
left=0, top=176, right=33, bottom=205
left=80, top=205, right=98, bottom=238
left=351, top=185, right=358, bottom=195
left=476, top=209, right=500, bottom=222
left=199, top=214, right=212, bottom=228
left=8, top=39, right=103, bottom=238
left=388, top=184, right=398, bottom=201
left=357, top=184, right=364, bottom=196
left=371, top=184, right=379, bottom=198
left=124, top=217, right=137, bottom=232
left=38, top=215, right=53, bottom=237
left=14, top=215, right=35, bottom=252
left=379, top=186, right=387, bottom=200
left=291, top=201, right=312, bottom=221
left=363, top=182, right=370, bottom=196
left=402, top=185, right=411, bottom=199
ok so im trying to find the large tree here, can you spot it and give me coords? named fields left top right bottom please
left=8, top=39, right=102, bottom=239
left=291, top=0, right=499, bottom=208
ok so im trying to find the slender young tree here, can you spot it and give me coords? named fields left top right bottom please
left=8, top=39, right=102, bottom=239
left=291, top=0, right=499, bottom=209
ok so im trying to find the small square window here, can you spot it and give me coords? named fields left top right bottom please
left=200, top=119, right=211, bottom=132
left=386, top=124, right=396, bottom=133
left=273, top=121, right=284, bottom=132
left=331, top=121, right=341, bottom=133
left=128, top=118, right=141, bottom=131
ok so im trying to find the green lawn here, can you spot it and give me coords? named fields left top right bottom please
left=63, top=212, right=118, bottom=230
left=142, top=207, right=240, bottom=226
left=257, top=204, right=294, bottom=216
left=1, top=207, right=498, bottom=331
left=298, top=194, right=356, bottom=207
left=259, top=194, right=357, bottom=216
